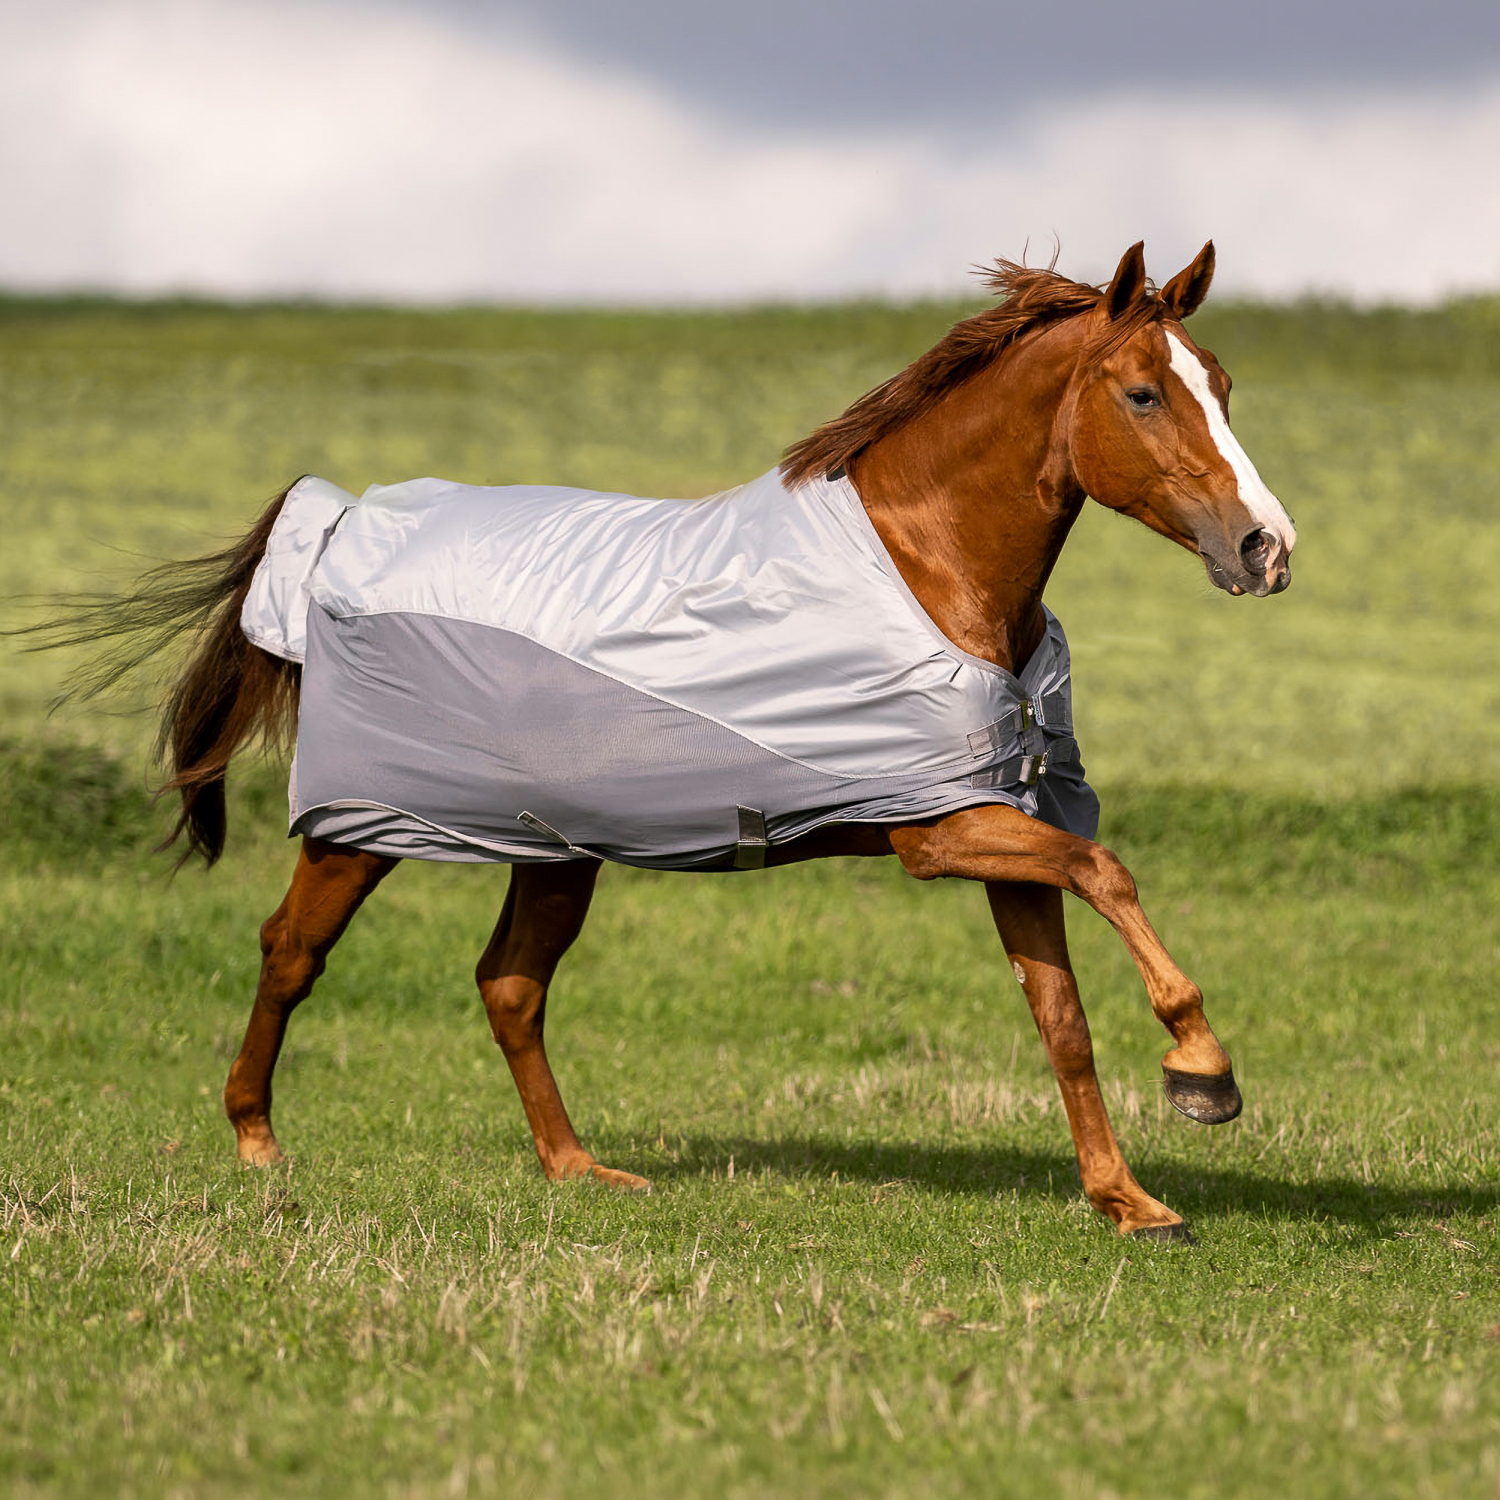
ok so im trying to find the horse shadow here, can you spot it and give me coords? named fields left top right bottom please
left=635, top=1132, right=1500, bottom=1240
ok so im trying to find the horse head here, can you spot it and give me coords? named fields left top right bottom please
left=1066, top=242, right=1296, bottom=597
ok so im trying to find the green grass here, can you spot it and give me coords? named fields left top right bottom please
left=3, top=294, right=1499, bottom=1498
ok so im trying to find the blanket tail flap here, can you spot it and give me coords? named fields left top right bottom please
left=241, top=475, right=356, bottom=663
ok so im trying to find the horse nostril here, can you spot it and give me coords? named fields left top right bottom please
left=1238, top=529, right=1271, bottom=574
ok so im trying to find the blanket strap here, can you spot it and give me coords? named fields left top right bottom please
left=517, top=810, right=591, bottom=857
left=969, top=737, right=1081, bottom=790
left=734, top=806, right=769, bottom=870
left=966, top=690, right=1072, bottom=756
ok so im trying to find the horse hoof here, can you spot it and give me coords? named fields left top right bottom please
left=236, top=1132, right=286, bottom=1167
left=1162, top=1065, right=1242, bottom=1124
left=1127, top=1220, right=1195, bottom=1245
left=588, top=1165, right=652, bottom=1193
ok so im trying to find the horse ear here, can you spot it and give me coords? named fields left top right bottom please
left=1103, top=242, right=1147, bottom=319
left=1159, top=241, right=1216, bottom=319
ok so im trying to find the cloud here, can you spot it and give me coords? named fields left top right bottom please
left=3, top=0, right=1498, bottom=303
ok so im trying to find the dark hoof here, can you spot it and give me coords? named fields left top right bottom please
left=1127, top=1221, right=1195, bottom=1245
left=1162, top=1065, right=1243, bottom=1124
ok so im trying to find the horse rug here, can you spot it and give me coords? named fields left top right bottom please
left=241, top=467, right=1099, bottom=870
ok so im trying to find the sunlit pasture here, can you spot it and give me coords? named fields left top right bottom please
left=2, top=294, right=1498, bottom=1498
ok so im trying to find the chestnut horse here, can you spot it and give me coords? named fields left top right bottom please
left=68, top=241, right=1296, bottom=1240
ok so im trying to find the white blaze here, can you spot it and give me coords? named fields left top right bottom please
left=1165, top=330, right=1297, bottom=555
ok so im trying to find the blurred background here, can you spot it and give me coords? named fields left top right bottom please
left=4, top=0, right=1500, bottom=305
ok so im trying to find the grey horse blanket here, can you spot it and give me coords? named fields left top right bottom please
left=241, top=467, right=1098, bottom=870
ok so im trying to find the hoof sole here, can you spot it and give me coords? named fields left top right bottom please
left=1162, top=1065, right=1243, bottom=1125
left=1127, top=1221, right=1195, bottom=1245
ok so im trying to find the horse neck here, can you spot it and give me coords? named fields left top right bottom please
left=849, top=319, right=1087, bottom=672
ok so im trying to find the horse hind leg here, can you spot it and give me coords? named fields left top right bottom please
left=477, top=858, right=648, bottom=1192
left=224, top=837, right=397, bottom=1164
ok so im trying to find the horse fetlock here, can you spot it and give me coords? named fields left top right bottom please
left=222, top=1067, right=258, bottom=1119
left=1154, top=979, right=1209, bottom=1031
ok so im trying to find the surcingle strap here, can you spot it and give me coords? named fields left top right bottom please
left=970, top=737, right=1081, bottom=790
left=966, top=690, right=1072, bottom=756
left=966, top=687, right=1079, bottom=792
left=733, top=805, right=769, bottom=869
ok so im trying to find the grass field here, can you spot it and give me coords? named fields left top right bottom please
left=2, top=292, right=1499, bottom=1498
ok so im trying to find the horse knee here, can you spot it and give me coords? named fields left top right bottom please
left=1071, top=844, right=1138, bottom=909
left=1157, top=979, right=1206, bottom=1029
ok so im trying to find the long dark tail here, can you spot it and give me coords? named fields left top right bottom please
left=17, top=484, right=303, bottom=867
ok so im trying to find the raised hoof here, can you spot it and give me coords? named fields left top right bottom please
left=1127, top=1220, right=1195, bottom=1245
left=1162, top=1065, right=1243, bottom=1125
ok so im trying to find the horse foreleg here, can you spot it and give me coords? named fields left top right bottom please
left=892, top=803, right=1241, bottom=1124
left=224, top=837, right=398, bottom=1165
left=987, top=880, right=1186, bottom=1238
left=476, top=859, right=648, bottom=1192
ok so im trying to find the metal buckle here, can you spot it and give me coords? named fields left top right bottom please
left=733, top=806, right=768, bottom=870
left=1018, top=752, right=1049, bottom=786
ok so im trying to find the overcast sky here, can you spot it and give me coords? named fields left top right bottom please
left=4, top=0, right=1499, bottom=304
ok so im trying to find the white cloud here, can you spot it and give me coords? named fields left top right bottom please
left=3, top=0, right=1498, bottom=303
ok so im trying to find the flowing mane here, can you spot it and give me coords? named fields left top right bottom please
left=780, top=259, right=1167, bottom=487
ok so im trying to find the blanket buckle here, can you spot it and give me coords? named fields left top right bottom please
left=734, top=806, right=769, bottom=870
left=1019, top=752, right=1049, bottom=786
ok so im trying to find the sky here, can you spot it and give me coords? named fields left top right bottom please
left=3, top=0, right=1499, bottom=305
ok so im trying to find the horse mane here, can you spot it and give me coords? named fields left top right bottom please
left=780, top=259, right=1167, bottom=487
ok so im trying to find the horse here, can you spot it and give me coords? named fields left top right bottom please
left=53, top=241, right=1295, bottom=1241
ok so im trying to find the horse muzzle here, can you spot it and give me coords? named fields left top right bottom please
left=1202, top=527, right=1292, bottom=597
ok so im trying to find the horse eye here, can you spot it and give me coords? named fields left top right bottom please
left=1126, top=387, right=1159, bottom=409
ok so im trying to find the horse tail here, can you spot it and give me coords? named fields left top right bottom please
left=153, top=487, right=304, bottom=868
left=26, top=484, right=302, bottom=868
